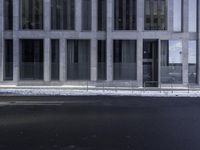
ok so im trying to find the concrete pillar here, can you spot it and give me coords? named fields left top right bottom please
left=59, top=38, right=66, bottom=82
left=137, top=0, right=144, bottom=87
left=44, top=0, right=51, bottom=31
left=44, top=38, right=51, bottom=82
left=44, top=0, right=51, bottom=82
left=182, top=0, right=189, bottom=85
left=13, top=0, right=20, bottom=83
left=13, top=38, right=19, bottom=83
left=182, top=39, right=189, bottom=85
left=197, top=0, right=200, bottom=85
left=106, top=0, right=113, bottom=81
left=75, top=0, right=82, bottom=32
left=0, top=0, right=4, bottom=82
left=168, top=0, right=173, bottom=32
left=90, top=0, right=97, bottom=81
left=90, top=39, right=97, bottom=81
left=137, top=38, right=143, bottom=87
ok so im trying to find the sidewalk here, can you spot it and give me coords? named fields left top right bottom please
left=0, top=85, right=199, bottom=97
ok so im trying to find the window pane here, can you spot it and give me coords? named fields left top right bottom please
left=114, top=0, right=136, bottom=30
left=188, top=40, right=197, bottom=83
left=98, top=40, right=106, bottom=80
left=67, top=40, right=90, bottom=80
left=144, top=0, right=167, bottom=30
left=20, top=0, right=43, bottom=29
left=51, top=0, right=75, bottom=30
left=4, top=0, right=13, bottom=30
left=4, top=40, right=13, bottom=80
left=189, top=0, right=197, bottom=32
left=173, top=0, right=182, bottom=32
left=51, top=39, right=59, bottom=80
left=20, top=40, right=44, bottom=80
left=113, top=40, right=137, bottom=80
left=82, top=0, right=91, bottom=31
left=161, top=40, right=183, bottom=84
left=97, top=0, right=106, bottom=31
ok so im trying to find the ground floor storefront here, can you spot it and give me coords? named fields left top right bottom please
left=1, top=38, right=199, bottom=87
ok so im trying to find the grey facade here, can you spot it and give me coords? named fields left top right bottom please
left=0, top=0, right=199, bottom=87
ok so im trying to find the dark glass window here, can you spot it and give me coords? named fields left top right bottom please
left=51, top=0, right=75, bottom=30
left=20, top=0, right=43, bottom=29
left=113, top=40, right=137, bottom=80
left=20, top=40, right=44, bottom=80
left=98, top=40, right=106, bottom=80
left=4, top=0, right=13, bottom=30
left=67, top=40, right=90, bottom=80
left=145, top=0, right=167, bottom=30
left=114, top=0, right=136, bottom=30
left=51, top=39, right=59, bottom=80
left=97, top=0, right=106, bottom=31
left=82, top=0, right=91, bottom=31
left=4, top=40, right=13, bottom=80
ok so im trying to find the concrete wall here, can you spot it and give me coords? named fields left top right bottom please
left=0, top=0, right=198, bottom=87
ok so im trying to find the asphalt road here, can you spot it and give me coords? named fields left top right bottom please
left=0, top=96, right=200, bottom=150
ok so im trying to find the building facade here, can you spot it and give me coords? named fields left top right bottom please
left=0, top=0, right=199, bottom=87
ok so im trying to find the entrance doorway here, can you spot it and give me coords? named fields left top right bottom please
left=143, top=40, right=159, bottom=87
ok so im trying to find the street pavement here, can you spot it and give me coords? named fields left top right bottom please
left=0, top=96, right=200, bottom=150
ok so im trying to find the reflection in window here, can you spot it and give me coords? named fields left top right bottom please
left=51, top=0, right=75, bottom=30
left=20, top=40, right=43, bottom=80
left=173, top=0, right=182, bottom=32
left=161, top=40, right=182, bottom=84
left=98, top=0, right=106, bottom=31
left=189, top=0, right=197, bottom=32
left=114, top=0, right=136, bottom=30
left=4, top=0, right=13, bottom=30
left=67, top=40, right=90, bottom=80
left=113, top=40, right=137, bottom=80
left=20, top=0, right=43, bottom=29
left=51, top=39, right=59, bottom=80
left=188, top=41, right=197, bottom=84
left=4, top=40, right=13, bottom=80
left=98, top=40, right=106, bottom=80
left=144, top=0, right=167, bottom=30
left=82, top=0, right=91, bottom=31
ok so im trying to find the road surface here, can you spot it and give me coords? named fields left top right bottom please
left=0, top=96, right=200, bottom=150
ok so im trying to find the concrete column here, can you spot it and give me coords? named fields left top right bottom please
left=59, top=38, right=66, bottom=82
left=90, top=0, right=97, bottom=81
left=137, top=38, right=143, bottom=87
left=182, top=39, right=189, bottom=85
left=90, top=39, right=97, bottom=81
left=137, top=0, right=144, bottom=32
left=75, top=0, right=82, bottom=32
left=44, top=0, right=51, bottom=31
left=0, top=0, right=4, bottom=82
left=13, top=38, right=19, bottom=83
left=182, top=0, right=189, bottom=85
left=44, top=0, right=51, bottom=82
left=137, top=0, right=144, bottom=87
left=168, top=0, right=173, bottom=32
left=13, top=0, right=20, bottom=83
left=197, top=0, right=200, bottom=85
left=44, top=38, right=51, bottom=82
left=106, top=0, right=113, bottom=81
